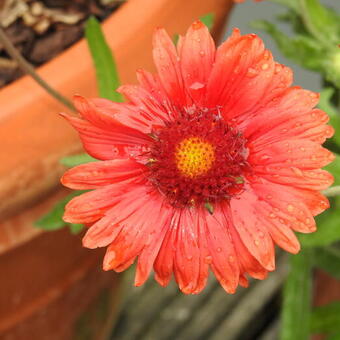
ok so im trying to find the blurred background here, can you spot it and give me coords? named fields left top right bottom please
left=0, top=0, right=339, bottom=339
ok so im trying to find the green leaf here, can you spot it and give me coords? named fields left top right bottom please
left=327, top=334, right=340, bottom=340
left=313, top=246, right=340, bottom=279
left=280, top=251, right=312, bottom=340
left=252, top=20, right=324, bottom=71
left=299, top=0, right=340, bottom=45
left=299, top=197, right=340, bottom=248
left=318, top=88, right=340, bottom=147
left=85, top=16, right=122, bottom=102
left=311, top=302, right=340, bottom=334
left=70, top=223, right=84, bottom=234
left=35, top=191, right=85, bottom=232
left=61, top=153, right=96, bottom=168
left=199, top=13, right=215, bottom=31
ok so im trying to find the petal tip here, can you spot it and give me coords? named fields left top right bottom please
left=191, top=20, right=205, bottom=30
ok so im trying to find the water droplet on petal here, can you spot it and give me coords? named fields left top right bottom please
left=246, top=67, right=259, bottom=78
left=189, top=82, right=205, bottom=90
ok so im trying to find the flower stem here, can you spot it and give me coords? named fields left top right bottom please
left=323, top=186, right=340, bottom=197
left=0, top=27, right=75, bottom=111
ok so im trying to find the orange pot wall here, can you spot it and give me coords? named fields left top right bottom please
left=0, top=228, right=120, bottom=340
left=0, top=0, right=233, bottom=338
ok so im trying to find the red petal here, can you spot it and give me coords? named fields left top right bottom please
left=206, top=29, right=278, bottom=120
left=116, top=84, right=170, bottom=131
left=222, top=203, right=268, bottom=280
left=152, top=28, right=187, bottom=106
left=99, top=187, right=169, bottom=273
left=244, top=88, right=331, bottom=144
left=230, top=191, right=275, bottom=270
left=179, top=20, right=216, bottom=106
left=154, top=211, right=181, bottom=287
left=203, top=204, right=240, bottom=293
left=61, top=158, right=145, bottom=190
left=254, top=166, right=333, bottom=191
left=60, top=113, right=151, bottom=160
left=249, top=179, right=317, bottom=233
left=134, top=202, right=174, bottom=287
left=173, top=209, right=201, bottom=294
left=64, top=181, right=136, bottom=224
left=249, top=139, right=334, bottom=170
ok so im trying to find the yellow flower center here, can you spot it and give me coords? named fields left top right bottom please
left=175, top=137, right=215, bottom=178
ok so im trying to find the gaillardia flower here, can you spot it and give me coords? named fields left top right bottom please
left=61, top=21, right=334, bottom=294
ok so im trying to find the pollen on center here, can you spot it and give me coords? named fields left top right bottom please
left=175, top=137, right=215, bottom=178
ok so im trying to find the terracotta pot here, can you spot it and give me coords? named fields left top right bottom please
left=0, top=0, right=234, bottom=339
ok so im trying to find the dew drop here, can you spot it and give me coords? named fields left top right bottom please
left=260, top=154, right=271, bottom=161
left=217, top=247, right=222, bottom=253
left=261, top=63, right=269, bottom=70
left=246, top=67, right=259, bottom=78
left=189, top=82, right=205, bottom=90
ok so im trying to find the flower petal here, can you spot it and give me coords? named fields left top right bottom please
left=61, top=159, right=146, bottom=190
left=134, top=203, right=174, bottom=286
left=254, top=166, right=333, bottom=191
left=60, top=113, right=151, bottom=160
left=99, top=187, right=171, bottom=273
left=230, top=190, right=275, bottom=270
left=249, top=139, right=334, bottom=170
left=225, top=208, right=268, bottom=280
left=172, top=208, right=201, bottom=294
left=249, top=179, right=318, bottom=233
left=153, top=212, right=179, bottom=287
left=244, top=88, right=331, bottom=144
left=152, top=27, right=187, bottom=106
left=206, top=29, right=278, bottom=120
left=64, top=181, right=135, bottom=224
left=203, top=204, right=240, bottom=293
left=179, top=20, right=216, bottom=106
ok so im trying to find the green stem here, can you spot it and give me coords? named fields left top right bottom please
left=0, top=27, right=75, bottom=111
left=322, top=185, right=340, bottom=197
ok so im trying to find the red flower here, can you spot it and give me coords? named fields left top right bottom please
left=61, top=22, right=334, bottom=294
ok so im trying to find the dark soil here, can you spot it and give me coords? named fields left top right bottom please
left=0, top=0, right=122, bottom=88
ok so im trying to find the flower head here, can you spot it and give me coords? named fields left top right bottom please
left=61, top=21, right=334, bottom=294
